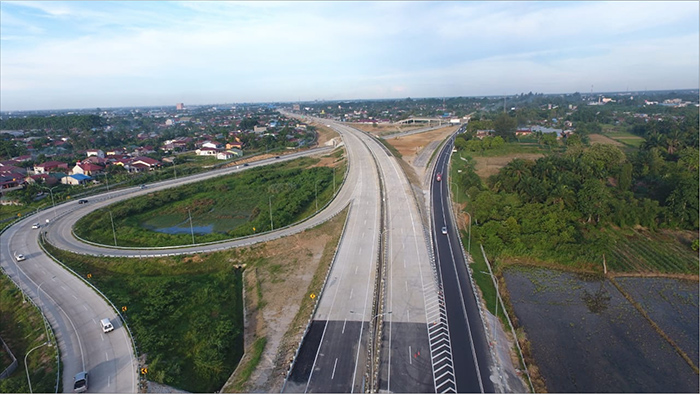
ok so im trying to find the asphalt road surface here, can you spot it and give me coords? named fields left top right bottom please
left=2, top=215, right=137, bottom=393
left=1, top=146, right=335, bottom=393
left=431, top=136, right=495, bottom=393
left=283, top=120, right=381, bottom=393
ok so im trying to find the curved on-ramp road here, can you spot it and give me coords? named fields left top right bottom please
left=1, top=145, right=348, bottom=393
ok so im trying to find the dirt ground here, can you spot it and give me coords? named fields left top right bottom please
left=221, top=208, right=348, bottom=393
left=472, top=154, right=544, bottom=180
left=588, top=133, right=625, bottom=147
left=311, top=122, right=339, bottom=146
left=351, top=122, right=424, bottom=136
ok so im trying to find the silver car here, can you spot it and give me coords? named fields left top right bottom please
left=73, top=371, right=88, bottom=393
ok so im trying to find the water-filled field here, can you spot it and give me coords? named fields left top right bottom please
left=503, top=267, right=698, bottom=393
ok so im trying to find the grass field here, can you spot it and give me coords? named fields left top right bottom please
left=607, top=229, right=699, bottom=274
left=42, top=205, right=349, bottom=393
left=43, top=241, right=244, bottom=392
left=74, top=157, right=346, bottom=247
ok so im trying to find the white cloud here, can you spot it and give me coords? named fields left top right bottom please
left=1, top=1, right=698, bottom=110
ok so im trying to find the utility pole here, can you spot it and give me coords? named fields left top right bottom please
left=187, top=208, right=195, bottom=245
left=108, top=210, right=117, bottom=246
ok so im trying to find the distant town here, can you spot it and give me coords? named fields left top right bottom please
left=1, top=89, right=697, bottom=197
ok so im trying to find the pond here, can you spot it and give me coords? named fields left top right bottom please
left=503, top=267, right=698, bottom=393
left=153, top=224, right=214, bottom=235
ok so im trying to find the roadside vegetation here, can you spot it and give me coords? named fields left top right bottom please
left=42, top=205, right=349, bottom=393
left=42, top=241, right=245, bottom=393
left=0, top=274, right=60, bottom=393
left=74, top=157, right=346, bottom=247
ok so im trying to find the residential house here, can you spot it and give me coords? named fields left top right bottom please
left=201, top=141, right=222, bottom=149
left=0, top=165, right=26, bottom=177
left=86, top=149, right=105, bottom=158
left=216, top=151, right=234, bottom=160
left=34, top=161, right=69, bottom=174
left=1, top=174, right=24, bottom=190
left=131, top=156, right=161, bottom=169
left=475, top=130, right=494, bottom=139
left=227, top=148, right=243, bottom=157
left=196, top=147, right=219, bottom=156
left=72, top=162, right=104, bottom=176
left=83, top=156, right=109, bottom=165
left=61, top=174, right=92, bottom=185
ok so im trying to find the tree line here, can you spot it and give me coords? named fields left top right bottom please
left=0, top=114, right=103, bottom=131
left=455, top=112, right=698, bottom=266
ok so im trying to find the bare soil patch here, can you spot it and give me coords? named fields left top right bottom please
left=309, top=122, right=339, bottom=146
left=384, top=126, right=457, bottom=166
left=222, top=208, right=348, bottom=393
left=472, top=154, right=544, bottom=180
left=589, top=133, right=625, bottom=147
left=352, top=123, right=424, bottom=136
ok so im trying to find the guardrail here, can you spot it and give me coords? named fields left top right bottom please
left=361, top=133, right=388, bottom=393
left=38, top=234, right=141, bottom=391
left=66, top=149, right=349, bottom=254
left=0, top=336, right=18, bottom=380
left=0, top=265, right=61, bottom=393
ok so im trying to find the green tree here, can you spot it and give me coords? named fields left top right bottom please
left=577, top=179, right=610, bottom=223
left=493, top=114, right=517, bottom=141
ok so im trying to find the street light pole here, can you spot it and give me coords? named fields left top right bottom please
left=269, top=195, right=274, bottom=231
left=108, top=210, right=117, bottom=246
left=25, top=341, right=49, bottom=394
left=465, top=211, right=472, bottom=257
left=41, top=185, right=58, bottom=219
left=370, top=311, right=392, bottom=393
left=187, top=208, right=195, bottom=245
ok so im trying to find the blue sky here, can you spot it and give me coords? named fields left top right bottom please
left=1, top=1, right=698, bottom=111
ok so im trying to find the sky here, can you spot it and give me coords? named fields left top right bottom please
left=1, top=1, right=698, bottom=111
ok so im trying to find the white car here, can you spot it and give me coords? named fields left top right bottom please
left=15, top=254, right=25, bottom=261
left=441, top=226, right=448, bottom=235
left=32, top=223, right=40, bottom=229
left=100, top=318, right=114, bottom=333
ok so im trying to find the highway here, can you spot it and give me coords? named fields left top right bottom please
left=431, top=135, right=495, bottom=393
left=0, top=145, right=339, bottom=393
left=42, top=146, right=351, bottom=258
left=282, top=121, right=381, bottom=393
left=2, top=113, right=494, bottom=394
left=283, top=117, right=453, bottom=393
left=2, top=213, right=137, bottom=393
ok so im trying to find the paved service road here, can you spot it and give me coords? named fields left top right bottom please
left=431, top=135, right=495, bottom=393
left=44, top=147, right=344, bottom=258
left=2, top=217, right=137, bottom=393
left=1, top=146, right=335, bottom=394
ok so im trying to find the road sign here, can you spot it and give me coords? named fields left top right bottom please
left=310, top=293, right=316, bottom=299
left=122, top=306, right=127, bottom=312
left=141, top=367, right=148, bottom=375
left=87, top=273, right=92, bottom=279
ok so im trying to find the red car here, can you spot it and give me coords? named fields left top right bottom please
left=436, top=172, right=442, bottom=182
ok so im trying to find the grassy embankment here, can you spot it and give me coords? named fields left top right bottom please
left=0, top=274, right=60, bottom=393
left=74, top=156, right=346, bottom=247
left=43, top=204, right=349, bottom=393
left=43, top=240, right=244, bottom=393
